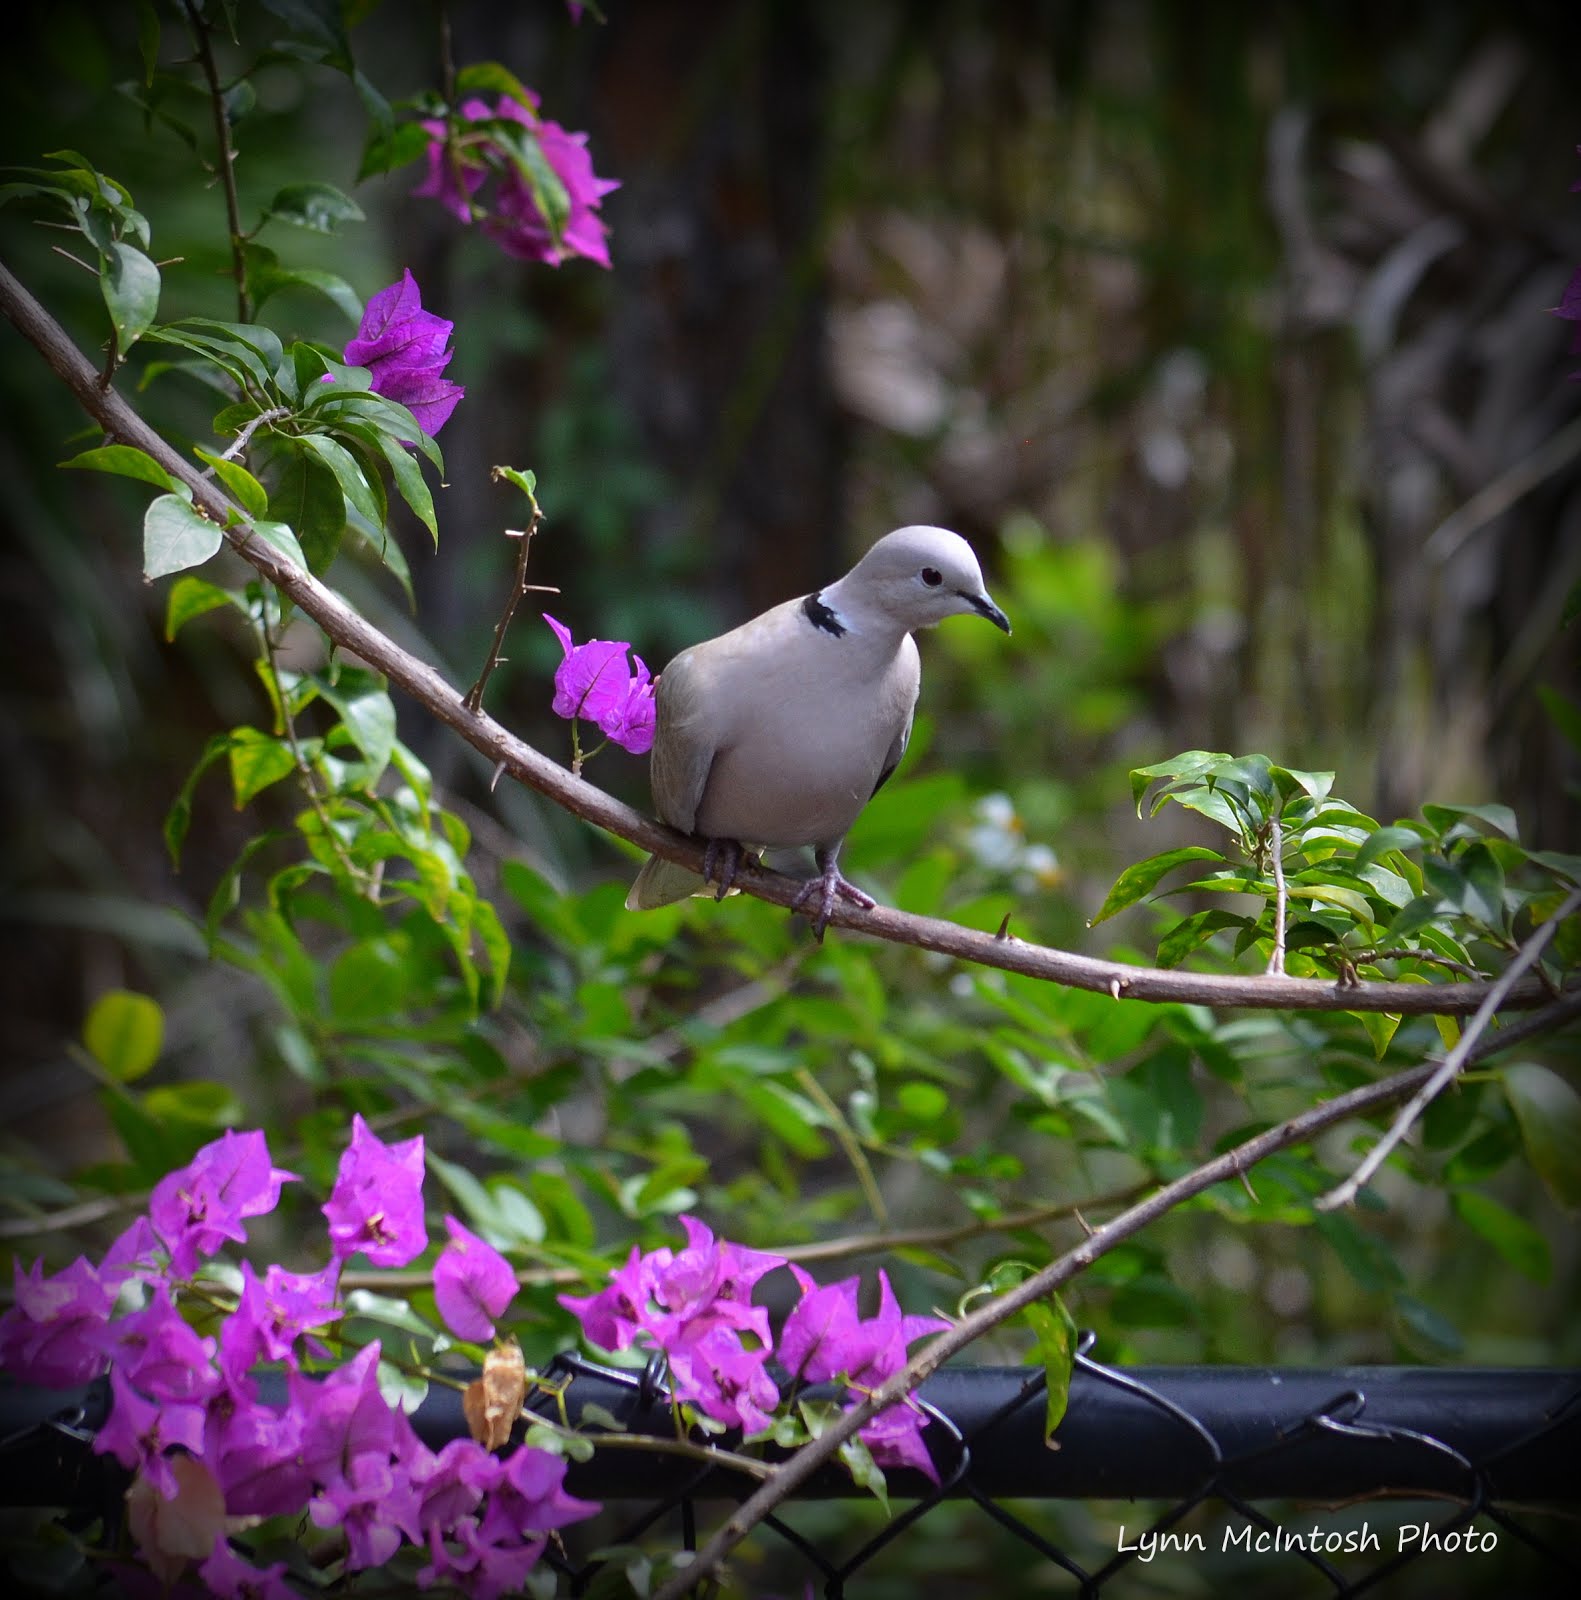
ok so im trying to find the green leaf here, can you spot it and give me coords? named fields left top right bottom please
left=263, top=180, right=365, bottom=233
left=1502, top=1063, right=1581, bottom=1210
left=145, top=318, right=285, bottom=397
left=1270, top=764, right=1334, bottom=801
left=60, top=443, right=178, bottom=492
left=245, top=242, right=362, bottom=321
left=836, top=1434, right=889, bottom=1514
left=102, top=241, right=160, bottom=351
left=357, top=118, right=431, bottom=180
left=1422, top=802, right=1519, bottom=843
left=372, top=429, right=438, bottom=541
left=143, top=1080, right=244, bottom=1127
left=248, top=518, right=308, bottom=571
left=1156, top=909, right=1251, bottom=968
left=311, top=668, right=396, bottom=779
left=329, top=938, right=410, bottom=1023
left=1351, top=825, right=1426, bottom=875
left=491, top=119, right=571, bottom=250
left=84, top=989, right=164, bottom=1081
left=1353, top=1009, right=1401, bottom=1059
left=454, top=60, right=539, bottom=110
left=1020, top=1293, right=1077, bottom=1439
left=300, top=432, right=384, bottom=528
left=1089, top=846, right=1226, bottom=925
left=165, top=576, right=241, bottom=640
left=493, top=464, right=537, bottom=501
left=164, top=731, right=236, bottom=864
left=143, top=492, right=222, bottom=579
left=1393, top=1295, right=1463, bottom=1358
left=192, top=446, right=268, bottom=518
left=1128, top=751, right=1228, bottom=808
left=227, top=727, right=298, bottom=806
left=268, top=448, right=346, bottom=572
left=1458, top=841, right=1506, bottom=929
left=1451, top=1190, right=1551, bottom=1282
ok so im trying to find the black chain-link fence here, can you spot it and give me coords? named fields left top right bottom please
left=4, top=1340, right=1578, bottom=1596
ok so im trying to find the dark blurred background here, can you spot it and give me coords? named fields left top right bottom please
left=2, top=0, right=1578, bottom=1155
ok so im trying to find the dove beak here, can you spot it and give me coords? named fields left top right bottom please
left=964, top=590, right=1012, bottom=634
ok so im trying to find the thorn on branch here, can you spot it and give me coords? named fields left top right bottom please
left=465, top=474, right=546, bottom=715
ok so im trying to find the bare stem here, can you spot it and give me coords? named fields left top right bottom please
left=1265, top=815, right=1287, bottom=977
left=179, top=0, right=251, bottom=322
left=212, top=404, right=291, bottom=465
left=793, top=1067, right=889, bottom=1229
left=465, top=473, right=547, bottom=713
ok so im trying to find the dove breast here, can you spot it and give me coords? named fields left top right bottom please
left=651, top=596, right=921, bottom=851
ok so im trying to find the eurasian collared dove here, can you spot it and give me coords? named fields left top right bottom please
left=625, top=524, right=1011, bottom=936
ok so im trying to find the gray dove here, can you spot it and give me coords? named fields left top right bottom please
left=625, top=524, right=1010, bottom=937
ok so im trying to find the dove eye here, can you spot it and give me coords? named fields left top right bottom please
left=921, top=567, right=943, bottom=587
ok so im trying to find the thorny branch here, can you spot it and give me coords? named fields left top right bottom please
left=464, top=469, right=553, bottom=713
left=1, top=257, right=1571, bottom=1022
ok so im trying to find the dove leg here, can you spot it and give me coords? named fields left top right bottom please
left=791, top=843, right=876, bottom=941
left=701, top=837, right=745, bottom=901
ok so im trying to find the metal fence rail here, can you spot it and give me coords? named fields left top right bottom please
left=4, top=1346, right=1578, bottom=1596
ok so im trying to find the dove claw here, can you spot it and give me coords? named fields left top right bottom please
left=792, top=853, right=874, bottom=940
left=701, top=838, right=747, bottom=900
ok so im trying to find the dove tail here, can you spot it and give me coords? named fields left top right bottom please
left=625, top=855, right=708, bottom=910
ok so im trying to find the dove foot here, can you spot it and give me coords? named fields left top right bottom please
left=701, top=837, right=748, bottom=900
left=791, top=850, right=875, bottom=941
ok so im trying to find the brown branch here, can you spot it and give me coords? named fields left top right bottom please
left=774, top=1183, right=1149, bottom=1265
left=0, top=258, right=1567, bottom=1021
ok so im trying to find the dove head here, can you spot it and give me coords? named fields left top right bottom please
left=835, top=525, right=1011, bottom=635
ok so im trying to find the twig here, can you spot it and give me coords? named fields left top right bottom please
left=0, top=258, right=1567, bottom=1020
left=1343, top=946, right=1487, bottom=982
left=465, top=474, right=549, bottom=713
left=793, top=1067, right=889, bottom=1230
left=1265, top=815, right=1287, bottom=976
left=1315, top=885, right=1581, bottom=1212
left=179, top=0, right=251, bottom=323
left=258, top=618, right=368, bottom=891
left=648, top=1054, right=1453, bottom=1599
left=211, top=404, right=290, bottom=465
left=774, top=1183, right=1149, bottom=1264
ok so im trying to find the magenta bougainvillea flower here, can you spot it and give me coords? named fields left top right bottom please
left=322, top=1114, right=428, bottom=1267
left=558, top=1215, right=787, bottom=1435
left=543, top=614, right=656, bottom=755
left=414, top=94, right=618, bottom=268
left=343, top=270, right=465, bottom=436
left=776, top=1264, right=949, bottom=1481
left=0, top=1255, right=115, bottom=1387
left=148, top=1129, right=297, bottom=1280
left=433, top=1216, right=518, bottom=1343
